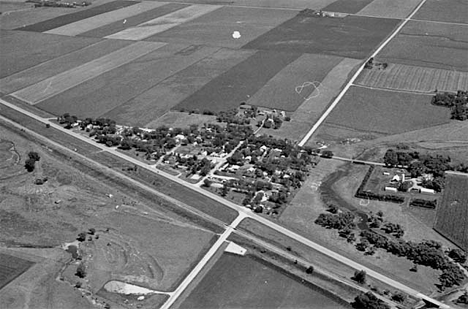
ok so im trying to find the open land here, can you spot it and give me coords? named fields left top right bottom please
left=324, top=86, right=451, bottom=135
left=377, top=21, right=468, bottom=71
left=413, top=0, right=468, bottom=25
left=321, top=0, right=372, bottom=14
left=355, top=0, right=422, bottom=19
left=356, top=63, right=468, bottom=93
left=179, top=253, right=349, bottom=309
left=243, top=15, right=400, bottom=59
left=435, top=174, right=468, bottom=252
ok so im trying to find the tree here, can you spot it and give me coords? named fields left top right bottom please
left=77, top=232, right=87, bottom=242
left=391, top=292, right=406, bottom=303
left=456, top=292, right=468, bottom=304
left=75, top=263, right=86, bottom=278
left=383, top=149, right=398, bottom=166
left=352, top=292, right=390, bottom=309
left=24, top=158, right=36, bottom=172
left=448, top=248, right=466, bottom=264
left=321, top=150, right=334, bottom=158
left=352, top=270, right=367, bottom=284
left=306, top=266, right=314, bottom=274
left=203, top=178, right=213, bottom=187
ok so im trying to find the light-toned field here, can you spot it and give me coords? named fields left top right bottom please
left=13, top=41, right=165, bottom=104
left=145, top=6, right=297, bottom=49
left=378, top=21, right=468, bottom=71
left=146, top=111, right=218, bottom=129
left=325, top=86, right=451, bottom=134
left=44, top=1, right=165, bottom=36
left=413, top=0, right=468, bottom=24
left=0, top=39, right=131, bottom=94
left=246, top=53, right=343, bottom=111
left=105, top=4, right=221, bottom=40
left=356, top=0, right=421, bottom=19
left=356, top=63, right=468, bottom=93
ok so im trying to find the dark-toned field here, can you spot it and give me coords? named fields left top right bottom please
left=15, top=0, right=138, bottom=32
left=325, top=86, right=451, bottom=134
left=243, top=15, right=399, bottom=59
left=413, top=0, right=468, bottom=24
left=180, top=254, right=348, bottom=309
left=378, top=21, right=468, bottom=71
left=0, top=253, right=34, bottom=290
left=435, top=174, right=468, bottom=251
left=321, top=0, right=373, bottom=14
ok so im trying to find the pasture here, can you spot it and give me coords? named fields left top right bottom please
left=355, top=0, right=421, bottom=19
left=243, top=15, right=399, bottom=59
left=180, top=253, right=347, bottom=309
left=325, top=86, right=451, bottom=135
left=356, top=64, right=468, bottom=93
left=378, top=21, right=468, bottom=71
left=0, top=253, right=34, bottom=290
left=413, top=0, right=468, bottom=24
left=435, top=174, right=468, bottom=252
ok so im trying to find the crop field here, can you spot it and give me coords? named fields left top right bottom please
left=0, top=6, right=75, bottom=30
left=321, top=0, right=373, bottom=14
left=145, top=6, right=297, bottom=49
left=0, top=253, right=34, bottom=290
left=435, top=174, right=468, bottom=251
left=355, top=0, right=421, bottom=19
left=377, top=21, right=468, bottom=71
left=325, top=86, right=451, bottom=135
left=154, top=0, right=337, bottom=10
left=180, top=253, right=347, bottom=309
left=15, top=0, right=138, bottom=32
left=174, top=50, right=301, bottom=113
left=243, top=15, right=399, bottom=59
left=413, top=0, right=468, bottom=24
left=79, top=2, right=189, bottom=38
left=356, top=63, right=468, bottom=93
left=0, top=30, right=100, bottom=79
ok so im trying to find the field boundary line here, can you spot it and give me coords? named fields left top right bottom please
left=298, top=0, right=429, bottom=146
left=352, top=83, right=435, bottom=95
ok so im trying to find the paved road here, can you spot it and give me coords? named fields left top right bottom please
left=0, top=98, right=451, bottom=308
left=298, top=0, right=430, bottom=147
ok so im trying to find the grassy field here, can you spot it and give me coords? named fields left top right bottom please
left=321, top=0, right=373, bottom=14
left=246, top=53, right=343, bottom=111
left=16, top=0, right=138, bottom=32
left=145, top=6, right=297, bottom=49
left=378, top=21, right=468, bottom=71
left=103, top=47, right=255, bottom=127
left=79, top=2, right=189, bottom=38
left=174, top=50, right=301, bottom=113
left=413, top=0, right=468, bottom=24
left=0, top=30, right=100, bottom=79
left=0, top=253, right=34, bottom=290
left=180, top=253, right=348, bottom=309
left=435, top=174, right=468, bottom=251
left=146, top=111, right=218, bottom=129
left=356, top=0, right=421, bottom=19
left=356, top=63, right=468, bottom=93
left=243, top=15, right=399, bottom=59
left=325, top=86, right=451, bottom=135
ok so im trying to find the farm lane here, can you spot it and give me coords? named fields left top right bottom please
left=0, top=98, right=452, bottom=309
left=298, top=0, right=431, bottom=146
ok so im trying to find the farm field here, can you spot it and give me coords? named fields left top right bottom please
left=324, top=86, right=451, bottom=135
left=413, top=0, right=468, bottom=24
left=377, top=21, right=468, bottom=71
left=243, top=15, right=400, bottom=59
left=79, top=2, right=189, bottom=38
left=355, top=0, right=421, bottom=19
left=145, top=111, right=218, bottom=129
left=179, top=253, right=348, bottom=309
left=356, top=63, right=468, bottom=93
left=0, top=30, right=100, bottom=79
left=435, top=174, right=468, bottom=252
left=174, top=50, right=300, bottom=114
left=152, top=0, right=336, bottom=10
left=321, top=0, right=373, bottom=14
left=145, top=6, right=297, bottom=49
left=0, top=253, right=34, bottom=290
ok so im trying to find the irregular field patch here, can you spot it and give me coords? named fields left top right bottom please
left=180, top=253, right=347, bottom=309
left=79, top=2, right=189, bottom=38
left=174, top=50, right=300, bottom=113
left=378, top=21, right=468, bottom=71
left=36, top=44, right=220, bottom=119
left=0, top=253, right=34, bottom=290
left=103, top=47, right=255, bottom=127
left=243, top=15, right=399, bottom=59
left=325, top=86, right=451, bottom=134
left=413, top=0, right=468, bottom=24
left=0, top=30, right=100, bottom=79
left=435, top=174, right=468, bottom=251
left=356, top=0, right=420, bottom=19
left=356, top=63, right=468, bottom=93
left=15, top=0, right=138, bottom=32
left=145, top=6, right=297, bottom=49
left=0, top=7, right=87, bottom=30
left=321, top=0, right=373, bottom=14
left=145, top=111, right=218, bottom=129
left=246, top=53, right=343, bottom=112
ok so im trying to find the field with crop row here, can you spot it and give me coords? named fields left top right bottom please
left=413, top=0, right=468, bottom=24
left=356, top=64, right=468, bottom=93
left=0, top=253, right=34, bottom=290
